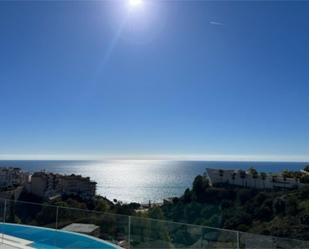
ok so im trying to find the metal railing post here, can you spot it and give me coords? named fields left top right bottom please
left=3, top=199, right=6, bottom=224
left=128, top=216, right=131, bottom=249
left=1, top=199, right=7, bottom=245
left=55, top=206, right=59, bottom=229
left=200, top=228, right=204, bottom=248
left=237, top=231, right=240, bottom=249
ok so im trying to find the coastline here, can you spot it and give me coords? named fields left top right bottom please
left=0, top=160, right=308, bottom=203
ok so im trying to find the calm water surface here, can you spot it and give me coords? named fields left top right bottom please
left=0, top=160, right=307, bottom=203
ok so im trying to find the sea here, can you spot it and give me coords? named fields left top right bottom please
left=0, top=160, right=307, bottom=204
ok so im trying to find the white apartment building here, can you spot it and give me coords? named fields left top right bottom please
left=30, top=172, right=61, bottom=198
left=59, top=175, right=96, bottom=200
left=0, top=167, right=29, bottom=188
left=30, top=172, right=96, bottom=200
left=206, top=168, right=307, bottom=190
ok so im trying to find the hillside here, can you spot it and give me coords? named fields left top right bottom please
left=157, top=173, right=309, bottom=241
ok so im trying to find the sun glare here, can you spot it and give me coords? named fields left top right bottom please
left=129, top=0, right=143, bottom=8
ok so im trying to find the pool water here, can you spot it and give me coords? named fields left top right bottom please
left=0, top=223, right=118, bottom=249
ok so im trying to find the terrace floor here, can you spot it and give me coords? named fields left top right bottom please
left=0, top=234, right=33, bottom=249
left=0, top=244, right=19, bottom=249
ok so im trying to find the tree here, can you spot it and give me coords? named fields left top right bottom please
left=183, top=188, right=192, bottom=203
left=192, top=175, right=209, bottom=202
left=147, top=207, right=173, bottom=248
left=248, top=168, right=259, bottom=188
left=237, top=189, right=252, bottom=205
left=286, top=197, right=298, bottom=215
left=248, top=167, right=258, bottom=176
left=232, top=172, right=237, bottom=186
left=300, top=186, right=309, bottom=199
left=95, top=199, right=110, bottom=212
left=260, top=172, right=267, bottom=189
left=273, top=198, right=285, bottom=215
left=239, top=170, right=246, bottom=187
left=148, top=206, right=165, bottom=220
left=300, top=174, right=309, bottom=183
left=219, top=169, right=224, bottom=183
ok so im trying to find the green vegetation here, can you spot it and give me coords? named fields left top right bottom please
left=282, top=168, right=309, bottom=183
left=155, top=169, right=309, bottom=241
left=8, top=166, right=309, bottom=246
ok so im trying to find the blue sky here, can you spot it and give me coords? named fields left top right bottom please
left=0, top=1, right=309, bottom=161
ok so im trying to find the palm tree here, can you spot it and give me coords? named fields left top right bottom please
left=254, top=173, right=258, bottom=188
left=248, top=168, right=259, bottom=188
left=219, top=169, right=224, bottom=184
left=260, top=172, right=267, bottom=189
left=239, top=170, right=246, bottom=187
left=232, top=172, right=237, bottom=186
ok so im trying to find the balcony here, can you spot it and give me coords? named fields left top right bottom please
left=0, top=199, right=308, bottom=249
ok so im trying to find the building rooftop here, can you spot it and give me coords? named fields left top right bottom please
left=61, top=223, right=100, bottom=234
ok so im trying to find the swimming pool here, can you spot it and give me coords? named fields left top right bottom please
left=0, top=223, right=119, bottom=249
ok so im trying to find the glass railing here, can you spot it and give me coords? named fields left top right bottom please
left=239, top=231, right=309, bottom=249
left=129, top=216, right=238, bottom=249
left=0, top=199, right=4, bottom=245
left=57, top=206, right=129, bottom=246
left=0, top=198, right=308, bottom=249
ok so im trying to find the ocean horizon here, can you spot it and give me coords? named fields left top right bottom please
left=0, top=160, right=308, bottom=203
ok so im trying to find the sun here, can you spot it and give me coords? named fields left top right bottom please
left=128, top=0, right=143, bottom=8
